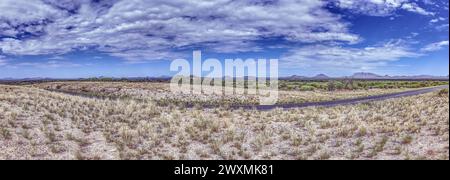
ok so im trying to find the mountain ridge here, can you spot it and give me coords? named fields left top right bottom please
left=1, top=73, right=449, bottom=81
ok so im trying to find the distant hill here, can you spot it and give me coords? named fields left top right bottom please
left=0, top=77, right=15, bottom=81
left=280, top=72, right=449, bottom=80
left=2, top=73, right=449, bottom=83
left=312, top=74, right=330, bottom=79
left=351, top=73, right=448, bottom=80
left=351, top=72, right=383, bottom=79
left=0, top=77, right=54, bottom=81
left=283, top=75, right=308, bottom=80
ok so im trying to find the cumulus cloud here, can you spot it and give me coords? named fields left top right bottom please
left=430, top=19, right=439, bottom=23
left=281, top=40, right=421, bottom=71
left=434, top=17, right=446, bottom=22
left=16, top=60, right=81, bottom=68
left=421, top=40, right=449, bottom=52
left=331, top=0, right=434, bottom=16
left=0, top=0, right=65, bottom=38
left=0, top=55, right=7, bottom=66
left=401, top=2, right=435, bottom=16
left=435, top=24, right=449, bottom=31
left=0, top=0, right=360, bottom=61
left=0, top=0, right=63, bottom=23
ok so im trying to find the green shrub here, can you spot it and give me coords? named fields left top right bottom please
left=300, top=85, right=315, bottom=91
left=334, top=81, right=344, bottom=90
left=437, top=89, right=449, bottom=97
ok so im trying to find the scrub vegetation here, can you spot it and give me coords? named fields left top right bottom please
left=0, top=82, right=448, bottom=160
left=29, top=81, right=441, bottom=106
left=279, top=80, right=448, bottom=91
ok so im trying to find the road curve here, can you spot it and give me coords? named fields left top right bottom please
left=42, top=84, right=448, bottom=111
left=230, top=85, right=449, bottom=111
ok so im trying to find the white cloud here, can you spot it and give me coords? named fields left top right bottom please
left=430, top=17, right=446, bottom=23
left=435, top=24, right=449, bottom=31
left=0, top=55, right=7, bottom=66
left=0, top=0, right=66, bottom=38
left=281, top=40, right=421, bottom=71
left=331, top=0, right=434, bottom=16
left=401, top=3, right=435, bottom=16
left=48, top=55, right=65, bottom=60
left=0, top=0, right=64, bottom=24
left=16, top=60, right=81, bottom=68
left=430, top=19, right=439, bottom=23
left=421, top=41, right=449, bottom=52
left=0, top=0, right=360, bottom=61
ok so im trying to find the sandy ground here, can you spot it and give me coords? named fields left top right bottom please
left=1, top=84, right=448, bottom=160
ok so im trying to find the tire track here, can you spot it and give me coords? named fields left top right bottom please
left=231, top=85, right=449, bottom=110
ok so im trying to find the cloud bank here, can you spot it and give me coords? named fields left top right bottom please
left=281, top=40, right=421, bottom=71
left=0, top=0, right=360, bottom=61
left=330, top=0, right=435, bottom=16
left=0, top=0, right=446, bottom=72
left=421, top=40, right=449, bottom=52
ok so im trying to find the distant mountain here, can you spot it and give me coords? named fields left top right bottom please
left=389, top=75, right=449, bottom=80
left=283, top=75, right=308, bottom=80
left=23, top=77, right=54, bottom=81
left=2, top=73, right=448, bottom=82
left=351, top=72, right=383, bottom=79
left=0, top=77, right=54, bottom=81
left=279, top=72, right=449, bottom=80
left=312, top=74, right=329, bottom=79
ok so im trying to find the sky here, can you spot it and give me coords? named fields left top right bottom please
left=0, top=0, right=448, bottom=78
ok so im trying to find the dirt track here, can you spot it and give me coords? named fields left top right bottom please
left=233, top=85, right=449, bottom=110
left=42, top=85, right=449, bottom=111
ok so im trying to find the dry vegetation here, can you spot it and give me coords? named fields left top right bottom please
left=1, top=83, right=448, bottom=160
left=31, top=82, right=417, bottom=106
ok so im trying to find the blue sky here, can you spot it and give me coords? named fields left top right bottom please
left=0, top=0, right=448, bottom=78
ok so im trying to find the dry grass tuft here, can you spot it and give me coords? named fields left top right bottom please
left=1, top=84, right=448, bottom=160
